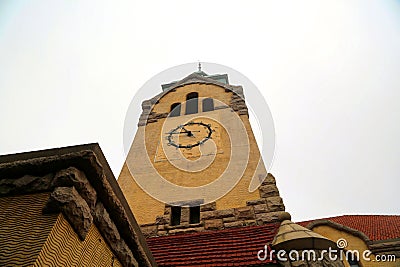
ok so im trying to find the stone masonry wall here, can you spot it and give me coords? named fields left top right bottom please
left=140, top=174, right=285, bottom=238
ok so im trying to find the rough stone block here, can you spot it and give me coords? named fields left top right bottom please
left=261, top=173, right=276, bottom=185
left=204, top=219, right=223, bottom=230
left=168, top=227, right=203, bottom=235
left=255, top=211, right=284, bottom=224
left=200, top=202, right=216, bottom=212
left=266, top=196, right=285, bottom=212
left=44, top=186, right=93, bottom=240
left=222, top=216, right=237, bottom=223
left=215, top=209, right=235, bottom=218
left=234, top=206, right=255, bottom=220
left=155, top=215, right=169, bottom=225
left=259, top=184, right=279, bottom=198
left=52, top=167, right=97, bottom=210
left=157, top=230, right=168, bottom=236
left=244, top=220, right=257, bottom=226
left=200, top=210, right=216, bottom=220
left=224, top=221, right=243, bottom=228
left=253, top=204, right=268, bottom=214
left=246, top=199, right=266, bottom=206
left=180, top=207, right=190, bottom=223
left=141, top=224, right=157, bottom=237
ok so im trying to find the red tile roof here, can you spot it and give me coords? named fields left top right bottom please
left=299, top=215, right=400, bottom=241
left=146, top=223, right=280, bottom=267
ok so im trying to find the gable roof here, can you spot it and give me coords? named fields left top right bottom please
left=0, top=143, right=157, bottom=267
left=147, top=223, right=280, bottom=267
left=299, top=215, right=400, bottom=241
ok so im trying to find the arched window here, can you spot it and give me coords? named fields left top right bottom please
left=185, top=92, right=198, bottom=115
left=202, top=98, right=214, bottom=112
left=169, top=102, right=181, bottom=117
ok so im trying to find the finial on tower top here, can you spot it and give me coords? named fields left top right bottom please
left=198, top=61, right=202, bottom=72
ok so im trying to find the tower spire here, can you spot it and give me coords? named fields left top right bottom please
left=198, top=61, right=201, bottom=72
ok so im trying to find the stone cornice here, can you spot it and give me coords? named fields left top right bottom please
left=0, top=144, right=157, bottom=267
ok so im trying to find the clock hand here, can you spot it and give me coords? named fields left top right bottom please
left=181, top=127, right=190, bottom=133
left=167, top=132, right=190, bottom=135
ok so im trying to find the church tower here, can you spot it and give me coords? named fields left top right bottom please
left=118, top=66, right=285, bottom=237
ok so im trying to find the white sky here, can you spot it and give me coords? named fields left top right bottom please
left=0, top=1, right=399, bottom=221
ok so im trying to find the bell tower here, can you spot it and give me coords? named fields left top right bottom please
left=118, top=67, right=285, bottom=237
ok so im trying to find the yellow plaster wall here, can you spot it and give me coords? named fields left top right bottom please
left=118, top=163, right=165, bottom=224
left=118, top=83, right=265, bottom=225
left=34, top=214, right=123, bottom=267
left=312, top=225, right=400, bottom=267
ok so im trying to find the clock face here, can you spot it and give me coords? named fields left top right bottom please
left=166, top=121, right=213, bottom=149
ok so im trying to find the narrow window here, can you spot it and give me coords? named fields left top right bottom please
left=170, top=206, right=181, bottom=226
left=185, top=92, right=198, bottom=115
left=169, top=102, right=181, bottom=117
left=189, top=206, right=200, bottom=224
left=202, top=98, right=214, bottom=112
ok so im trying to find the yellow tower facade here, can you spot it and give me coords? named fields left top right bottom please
left=118, top=70, right=285, bottom=237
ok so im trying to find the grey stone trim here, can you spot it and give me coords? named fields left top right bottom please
left=167, top=199, right=204, bottom=207
left=0, top=144, right=156, bottom=267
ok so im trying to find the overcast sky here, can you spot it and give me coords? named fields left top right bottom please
left=0, top=1, right=399, bottom=221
